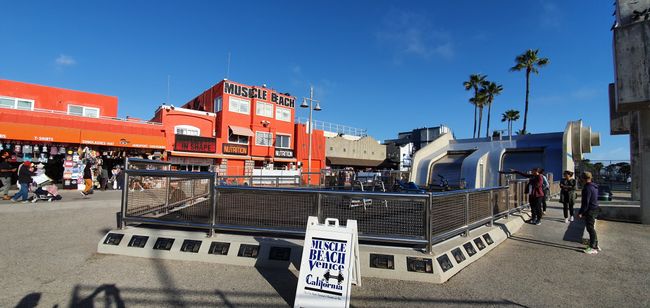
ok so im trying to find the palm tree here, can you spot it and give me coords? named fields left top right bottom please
left=509, top=49, right=549, bottom=133
left=481, top=81, right=503, bottom=138
left=470, top=92, right=488, bottom=138
left=463, top=74, right=487, bottom=138
left=501, top=109, right=520, bottom=138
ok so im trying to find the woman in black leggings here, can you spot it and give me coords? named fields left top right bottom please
left=559, top=170, right=576, bottom=223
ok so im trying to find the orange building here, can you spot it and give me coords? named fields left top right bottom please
left=178, top=79, right=325, bottom=178
left=0, top=79, right=166, bottom=188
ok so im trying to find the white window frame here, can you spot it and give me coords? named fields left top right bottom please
left=275, top=134, right=291, bottom=149
left=228, top=97, right=250, bottom=115
left=67, top=104, right=100, bottom=118
left=214, top=96, right=222, bottom=112
left=255, top=131, right=273, bottom=147
left=174, top=125, right=201, bottom=136
left=255, top=101, right=274, bottom=118
left=275, top=107, right=291, bottom=122
left=0, top=96, right=35, bottom=111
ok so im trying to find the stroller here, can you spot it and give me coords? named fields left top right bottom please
left=30, top=175, right=63, bottom=203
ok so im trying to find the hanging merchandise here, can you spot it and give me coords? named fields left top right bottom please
left=58, top=146, right=66, bottom=155
left=42, top=145, right=48, bottom=154
left=14, top=144, right=22, bottom=153
left=22, top=144, right=32, bottom=154
left=62, top=152, right=77, bottom=189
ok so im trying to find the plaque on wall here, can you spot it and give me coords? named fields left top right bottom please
left=223, top=143, right=248, bottom=155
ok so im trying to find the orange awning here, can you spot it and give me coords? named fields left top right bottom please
left=0, top=122, right=81, bottom=143
left=80, top=130, right=166, bottom=149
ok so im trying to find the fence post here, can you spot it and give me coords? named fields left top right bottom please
left=506, top=182, right=511, bottom=219
left=488, top=190, right=494, bottom=227
left=464, top=192, right=470, bottom=237
left=276, top=176, right=280, bottom=188
left=426, top=193, right=433, bottom=254
left=317, top=193, right=323, bottom=223
left=120, top=170, right=129, bottom=230
left=209, top=176, right=217, bottom=238
left=164, top=175, right=170, bottom=214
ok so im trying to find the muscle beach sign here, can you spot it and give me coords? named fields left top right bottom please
left=294, top=217, right=360, bottom=308
left=224, top=82, right=296, bottom=108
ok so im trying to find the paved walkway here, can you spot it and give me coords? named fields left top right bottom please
left=0, top=192, right=648, bottom=307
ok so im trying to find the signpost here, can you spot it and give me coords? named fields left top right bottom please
left=294, top=217, right=360, bottom=308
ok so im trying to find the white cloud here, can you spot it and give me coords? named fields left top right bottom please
left=55, top=54, right=76, bottom=66
left=376, top=10, right=454, bottom=61
left=540, top=0, right=562, bottom=29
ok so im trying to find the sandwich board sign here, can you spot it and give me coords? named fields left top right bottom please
left=294, top=217, right=360, bottom=308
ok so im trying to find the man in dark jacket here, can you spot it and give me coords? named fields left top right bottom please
left=508, top=168, right=545, bottom=225
left=578, top=171, right=601, bottom=254
left=12, top=161, right=34, bottom=202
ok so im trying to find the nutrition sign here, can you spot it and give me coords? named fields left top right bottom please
left=294, top=217, right=360, bottom=308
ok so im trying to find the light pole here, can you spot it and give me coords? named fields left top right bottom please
left=301, top=85, right=321, bottom=186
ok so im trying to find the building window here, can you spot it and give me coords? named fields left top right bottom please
left=68, top=105, right=100, bottom=118
left=214, top=96, right=222, bottom=112
left=275, top=134, right=291, bottom=149
left=0, top=96, right=34, bottom=110
left=228, top=133, right=248, bottom=144
left=255, top=131, right=273, bottom=147
left=275, top=107, right=291, bottom=122
left=256, top=101, right=274, bottom=118
left=175, top=125, right=200, bottom=136
left=228, top=97, right=250, bottom=115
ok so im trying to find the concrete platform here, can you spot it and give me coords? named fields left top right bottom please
left=98, top=213, right=528, bottom=284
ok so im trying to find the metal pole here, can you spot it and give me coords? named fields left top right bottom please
left=488, top=191, right=494, bottom=227
left=209, top=176, right=216, bottom=237
left=426, top=193, right=433, bottom=254
left=464, top=193, right=470, bottom=237
left=317, top=192, right=323, bottom=222
left=307, top=85, right=314, bottom=187
left=120, top=157, right=129, bottom=229
left=506, top=181, right=511, bottom=218
left=164, top=175, right=170, bottom=214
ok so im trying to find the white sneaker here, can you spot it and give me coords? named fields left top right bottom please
left=31, top=198, right=38, bottom=203
left=569, top=216, right=574, bottom=222
left=564, top=218, right=569, bottom=223
left=584, top=247, right=598, bottom=254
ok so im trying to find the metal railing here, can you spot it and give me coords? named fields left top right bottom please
left=120, top=170, right=530, bottom=253
left=296, top=117, right=368, bottom=137
left=0, top=105, right=163, bottom=126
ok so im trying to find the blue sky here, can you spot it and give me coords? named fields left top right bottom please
left=0, top=0, right=629, bottom=160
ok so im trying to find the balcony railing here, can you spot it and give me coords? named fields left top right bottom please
left=0, top=105, right=162, bottom=126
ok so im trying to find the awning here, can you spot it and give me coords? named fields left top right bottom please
left=0, top=122, right=81, bottom=143
left=326, top=157, right=385, bottom=167
left=80, top=130, right=166, bottom=149
left=229, top=125, right=254, bottom=137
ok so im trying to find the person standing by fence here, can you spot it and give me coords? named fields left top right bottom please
left=508, top=168, right=545, bottom=225
left=578, top=172, right=602, bottom=254
left=540, top=169, right=550, bottom=214
left=560, top=170, right=576, bottom=223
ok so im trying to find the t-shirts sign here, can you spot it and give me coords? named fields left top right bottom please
left=294, top=217, right=360, bottom=308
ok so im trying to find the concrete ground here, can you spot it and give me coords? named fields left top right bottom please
left=1, top=190, right=649, bottom=307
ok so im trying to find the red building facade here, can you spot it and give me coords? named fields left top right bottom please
left=179, top=79, right=325, bottom=176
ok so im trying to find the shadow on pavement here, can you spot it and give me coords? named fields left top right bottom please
left=562, top=219, right=586, bottom=243
left=509, top=235, right=583, bottom=252
left=71, top=284, right=125, bottom=308
left=14, top=292, right=41, bottom=308
left=254, top=237, right=300, bottom=307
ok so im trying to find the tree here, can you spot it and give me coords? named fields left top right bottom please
left=501, top=109, right=520, bottom=138
left=463, top=74, right=488, bottom=138
left=509, top=49, right=549, bottom=133
left=470, top=92, right=488, bottom=138
left=481, top=81, right=503, bottom=138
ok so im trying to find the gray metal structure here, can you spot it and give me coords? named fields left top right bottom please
left=118, top=169, right=537, bottom=253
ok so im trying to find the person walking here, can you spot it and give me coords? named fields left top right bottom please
left=509, top=168, right=545, bottom=225
left=0, top=150, right=16, bottom=200
left=81, top=160, right=93, bottom=197
left=578, top=171, right=601, bottom=254
left=559, top=170, right=577, bottom=223
left=12, top=161, right=34, bottom=203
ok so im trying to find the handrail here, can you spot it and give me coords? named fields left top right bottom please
left=0, top=105, right=163, bottom=126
